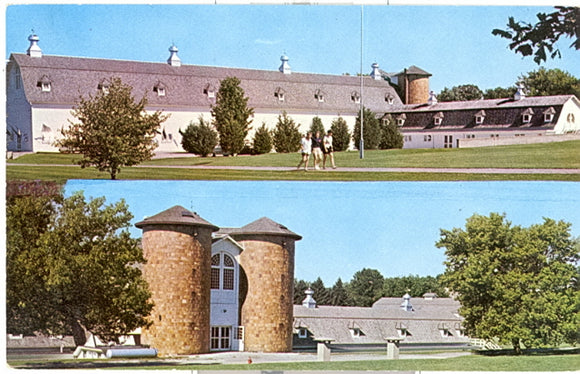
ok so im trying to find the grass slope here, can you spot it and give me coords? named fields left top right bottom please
left=6, top=140, right=580, bottom=182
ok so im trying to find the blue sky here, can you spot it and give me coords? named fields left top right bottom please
left=5, top=3, right=580, bottom=93
left=64, top=180, right=580, bottom=286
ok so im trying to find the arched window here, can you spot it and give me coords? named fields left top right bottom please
left=211, top=253, right=235, bottom=290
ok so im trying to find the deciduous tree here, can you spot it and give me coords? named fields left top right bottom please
left=437, top=213, right=579, bottom=353
left=56, top=77, right=167, bottom=180
left=492, top=7, right=579, bottom=64
left=437, top=84, right=483, bottom=102
left=211, top=76, right=254, bottom=156
left=518, top=68, right=580, bottom=97
left=7, top=191, right=153, bottom=346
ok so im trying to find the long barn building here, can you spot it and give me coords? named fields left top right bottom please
left=6, top=34, right=580, bottom=153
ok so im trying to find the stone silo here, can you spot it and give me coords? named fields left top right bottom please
left=226, top=217, right=301, bottom=352
left=135, top=206, right=219, bottom=356
left=395, top=66, right=431, bottom=104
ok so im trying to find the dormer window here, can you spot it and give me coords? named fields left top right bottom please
left=434, top=112, right=444, bottom=126
left=204, top=84, right=216, bottom=99
left=298, top=328, right=308, bottom=339
left=153, top=83, right=166, bottom=97
left=314, top=89, right=325, bottom=103
left=395, top=322, right=411, bottom=338
left=350, top=328, right=364, bottom=338
left=97, top=79, right=111, bottom=94
left=543, top=107, right=556, bottom=123
left=274, top=87, right=285, bottom=102
left=351, top=91, right=360, bottom=103
left=396, top=113, right=407, bottom=127
left=438, top=323, right=453, bottom=337
left=522, top=108, right=534, bottom=124
left=385, top=94, right=394, bottom=105
left=37, top=75, right=51, bottom=92
left=475, top=110, right=486, bottom=125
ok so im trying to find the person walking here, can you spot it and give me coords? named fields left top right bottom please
left=297, top=132, right=312, bottom=171
left=322, top=130, right=336, bottom=169
left=311, top=131, right=323, bottom=170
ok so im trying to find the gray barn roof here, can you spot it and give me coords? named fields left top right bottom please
left=389, top=95, right=577, bottom=131
left=10, top=53, right=404, bottom=114
left=293, top=297, right=467, bottom=345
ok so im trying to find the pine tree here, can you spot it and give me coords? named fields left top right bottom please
left=211, top=76, right=254, bottom=156
left=353, top=107, right=381, bottom=150
left=378, top=114, right=404, bottom=149
left=330, top=116, right=351, bottom=152
left=329, top=278, right=350, bottom=306
left=309, top=116, right=325, bottom=136
left=273, top=111, right=302, bottom=153
left=252, top=122, right=273, bottom=154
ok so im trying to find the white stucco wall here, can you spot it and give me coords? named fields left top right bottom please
left=554, top=99, right=580, bottom=134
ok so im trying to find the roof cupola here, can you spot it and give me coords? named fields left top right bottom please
left=427, top=91, right=438, bottom=105
left=302, top=288, right=317, bottom=309
left=167, top=44, right=181, bottom=67
left=279, top=54, right=291, bottom=74
left=514, top=83, right=526, bottom=101
left=401, top=293, right=413, bottom=311
left=370, top=62, right=382, bottom=80
left=27, top=33, right=42, bottom=58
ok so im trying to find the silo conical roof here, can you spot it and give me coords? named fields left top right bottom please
left=135, top=205, right=219, bottom=231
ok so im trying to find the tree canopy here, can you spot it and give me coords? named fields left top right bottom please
left=519, top=67, right=580, bottom=97
left=378, top=114, right=404, bottom=150
left=211, top=76, right=254, bottom=156
left=56, top=77, right=167, bottom=180
left=492, top=7, right=579, bottom=64
left=437, top=213, right=579, bottom=353
left=437, top=84, right=483, bottom=102
left=7, top=190, right=153, bottom=346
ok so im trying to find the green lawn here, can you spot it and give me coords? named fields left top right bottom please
left=8, top=352, right=580, bottom=371
left=6, top=140, right=580, bottom=182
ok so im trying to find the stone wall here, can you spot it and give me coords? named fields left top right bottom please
left=237, top=235, right=295, bottom=352
left=141, top=225, right=213, bottom=356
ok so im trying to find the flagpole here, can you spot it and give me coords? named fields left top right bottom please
left=359, top=5, right=364, bottom=159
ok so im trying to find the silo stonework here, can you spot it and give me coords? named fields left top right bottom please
left=226, top=217, right=301, bottom=352
left=407, top=76, right=430, bottom=104
left=136, top=207, right=218, bottom=356
left=238, top=236, right=295, bottom=352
